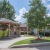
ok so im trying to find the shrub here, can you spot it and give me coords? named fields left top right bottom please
left=21, top=31, right=27, bottom=35
left=28, top=31, right=34, bottom=35
left=3, top=30, right=8, bottom=37
left=0, top=30, right=3, bottom=38
left=39, top=32, right=50, bottom=36
left=20, top=31, right=34, bottom=35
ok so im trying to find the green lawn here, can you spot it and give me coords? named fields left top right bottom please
left=13, top=37, right=50, bottom=45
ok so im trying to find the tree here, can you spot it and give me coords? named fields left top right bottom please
left=46, top=17, right=50, bottom=24
left=0, top=0, right=15, bottom=20
left=46, top=16, right=50, bottom=29
left=23, top=0, right=46, bottom=39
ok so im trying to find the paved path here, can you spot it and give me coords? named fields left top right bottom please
left=0, top=36, right=33, bottom=48
left=0, top=46, right=50, bottom=50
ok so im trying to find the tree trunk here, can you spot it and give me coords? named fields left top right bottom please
left=44, top=27, right=45, bottom=37
left=37, top=28, right=39, bottom=39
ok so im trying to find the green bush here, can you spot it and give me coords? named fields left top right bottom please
left=39, top=32, right=50, bottom=36
left=0, top=30, right=3, bottom=38
left=3, top=30, right=8, bottom=37
left=28, top=32, right=34, bottom=35
left=21, top=31, right=27, bottom=35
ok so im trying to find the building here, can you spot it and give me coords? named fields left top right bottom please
left=20, top=24, right=30, bottom=34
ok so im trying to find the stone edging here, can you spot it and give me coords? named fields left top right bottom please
left=10, top=42, right=50, bottom=48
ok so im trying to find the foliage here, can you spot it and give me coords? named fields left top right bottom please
left=3, top=30, right=8, bottom=37
left=0, top=0, right=15, bottom=20
left=23, top=0, right=46, bottom=29
left=46, top=17, right=50, bottom=25
left=0, top=30, right=3, bottom=38
left=0, top=30, right=8, bottom=38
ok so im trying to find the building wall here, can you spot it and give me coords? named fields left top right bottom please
left=20, top=27, right=30, bottom=32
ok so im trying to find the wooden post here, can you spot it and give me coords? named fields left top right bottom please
left=27, top=26, right=28, bottom=35
left=8, top=23, right=11, bottom=37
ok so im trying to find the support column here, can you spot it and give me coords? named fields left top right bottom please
left=27, top=26, right=28, bottom=35
left=8, top=23, right=11, bottom=37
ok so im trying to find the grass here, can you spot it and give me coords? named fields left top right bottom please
left=13, top=38, right=34, bottom=45
left=12, top=37, right=50, bottom=45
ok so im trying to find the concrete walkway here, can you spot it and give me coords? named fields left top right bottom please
left=0, top=36, right=33, bottom=48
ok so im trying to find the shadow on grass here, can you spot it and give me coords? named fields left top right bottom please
left=30, top=39, right=50, bottom=43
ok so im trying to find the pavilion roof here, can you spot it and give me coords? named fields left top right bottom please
left=0, top=18, right=19, bottom=25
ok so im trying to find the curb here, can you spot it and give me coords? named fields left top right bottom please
left=10, top=42, right=50, bottom=48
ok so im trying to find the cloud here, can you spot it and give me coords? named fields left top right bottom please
left=46, top=5, right=50, bottom=13
left=48, top=0, right=50, bottom=1
left=42, top=0, right=50, bottom=4
left=47, top=13, right=50, bottom=17
left=42, top=0, right=46, bottom=4
left=46, top=5, right=50, bottom=16
left=15, top=7, right=28, bottom=23
left=42, top=0, right=50, bottom=6
left=47, top=5, right=50, bottom=9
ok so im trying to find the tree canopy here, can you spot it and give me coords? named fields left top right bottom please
left=23, top=0, right=46, bottom=29
left=0, top=0, right=15, bottom=20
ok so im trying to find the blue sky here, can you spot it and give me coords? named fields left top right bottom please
left=7, top=0, right=50, bottom=23
left=8, top=0, right=29, bottom=15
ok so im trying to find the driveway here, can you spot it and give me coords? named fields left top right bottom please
left=0, top=46, right=50, bottom=50
left=0, top=36, right=33, bottom=48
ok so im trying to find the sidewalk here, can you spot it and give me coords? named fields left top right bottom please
left=0, top=36, right=33, bottom=48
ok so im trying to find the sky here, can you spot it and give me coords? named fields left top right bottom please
left=7, top=0, right=50, bottom=23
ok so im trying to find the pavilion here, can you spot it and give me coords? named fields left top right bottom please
left=0, top=18, right=20, bottom=38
